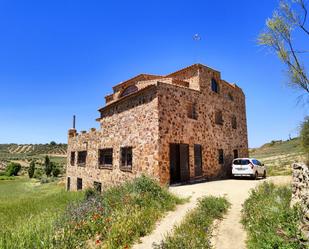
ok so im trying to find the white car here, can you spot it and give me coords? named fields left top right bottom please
left=232, top=158, right=266, bottom=179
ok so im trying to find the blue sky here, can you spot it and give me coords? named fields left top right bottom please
left=0, top=0, right=308, bottom=148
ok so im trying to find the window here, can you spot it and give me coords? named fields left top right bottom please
left=194, top=144, right=202, bottom=176
left=227, top=93, right=234, bottom=101
left=187, top=103, right=198, bottom=120
left=77, top=178, right=83, bottom=190
left=70, top=152, right=75, bottom=166
left=98, top=148, right=113, bottom=168
left=211, top=78, right=219, bottom=93
left=67, top=177, right=70, bottom=191
left=215, top=111, right=223, bottom=125
left=233, top=149, right=238, bottom=159
left=120, top=147, right=133, bottom=169
left=120, top=85, right=138, bottom=97
left=233, top=159, right=250, bottom=165
left=218, top=149, right=224, bottom=164
left=77, top=151, right=87, bottom=166
left=232, top=115, right=237, bottom=129
left=94, top=181, right=102, bottom=192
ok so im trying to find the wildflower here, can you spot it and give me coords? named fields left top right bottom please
left=96, top=239, right=101, bottom=244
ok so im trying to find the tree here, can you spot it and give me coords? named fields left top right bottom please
left=6, top=162, right=21, bottom=176
left=44, top=155, right=53, bottom=177
left=259, top=0, right=309, bottom=102
left=52, top=165, right=60, bottom=177
left=50, top=141, right=56, bottom=146
left=28, top=160, right=35, bottom=178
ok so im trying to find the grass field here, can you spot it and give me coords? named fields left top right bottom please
left=0, top=177, right=83, bottom=249
left=250, top=138, right=306, bottom=176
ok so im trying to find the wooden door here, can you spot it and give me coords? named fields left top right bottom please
left=179, top=144, right=190, bottom=182
left=194, top=144, right=202, bottom=177
left=170, top=144, right=180, bottom=184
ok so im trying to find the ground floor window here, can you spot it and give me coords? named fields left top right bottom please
left=233, top=149, right=238, bottom=159
left=120, top=147, right=133, bottom=170
left=77, top=177, right=83, bottom=190
left=94, top=181, right=102, bottom=192
left=77, top=151, right=87, bottom=166
left=98, top=148, right=113, bottom=168
left=218, top=149, right=224, bottom=164
left=67, top=177, right=70, bottom=191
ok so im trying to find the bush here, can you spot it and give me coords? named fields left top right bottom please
left=5, top=162, right=21, bottom=176
left=53, top=175, right=183, bottom=248
left=242, top=182, right=305, bottom=248
left=33, top=168, right=43, bottom=179
left=52, top=166, right=60, bottom=177
left=28, top=161, right=35, bottom=178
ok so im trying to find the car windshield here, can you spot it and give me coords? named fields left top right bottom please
left=233, top=159, right=250, bottom=165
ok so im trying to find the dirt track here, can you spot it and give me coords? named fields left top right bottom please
left=133, top=176, right=291, bottom=249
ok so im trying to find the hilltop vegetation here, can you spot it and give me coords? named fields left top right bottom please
left=250, top=137, right=306, bottom=176
left=0, top=142, right=67, bottom=175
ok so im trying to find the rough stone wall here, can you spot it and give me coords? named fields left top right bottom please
left=292, top=163, right=309, bottom=239
left=157, top=66, right=248, bottom=184
left=67, top=87, right=160, bottom=191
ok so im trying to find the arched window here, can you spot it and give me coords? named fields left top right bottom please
left=211, top=78, right=219, bottom=93
left=120, top=85, right=138, bottom=97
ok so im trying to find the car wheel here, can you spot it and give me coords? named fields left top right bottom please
left=263, top=171, right=266, bottom=179
left=254, top=171, right=258, bottom=180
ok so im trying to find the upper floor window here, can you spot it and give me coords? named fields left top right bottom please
left=211, top=78, right=219, bottom=93
left=70, top=152, right=75, bottom=166
left=215, top=110, right=223, bottom=125
left=98, top=148, right=113, bottom=168
left=227, top=92, right=234, bottom=101
left=120, top=85, right=138, bottom=97
left=120, top=147, right=133, bottom=170
left=77, top=151, right=87, bottom=166
left=232, top=115, right=237, bottom=129
left=187, top=102, right=198, bottom=120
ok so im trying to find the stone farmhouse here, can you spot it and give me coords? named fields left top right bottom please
left=66, top=63, right=248, bottom=191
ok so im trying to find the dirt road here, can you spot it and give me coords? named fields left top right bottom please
left=133, top=176, right=291, bottom=249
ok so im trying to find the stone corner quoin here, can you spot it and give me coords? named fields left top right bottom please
left=66, top=63, right=249, bottom=191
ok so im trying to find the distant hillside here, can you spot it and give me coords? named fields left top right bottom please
left=0, top=143, right=67, bottom=170
left=250, top=137, right=306, bottom=175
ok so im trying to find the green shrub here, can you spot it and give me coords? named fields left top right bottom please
left=54, top=175, right=184, bottom=249
left=154, top=196, right=230, bottom=249
left=52, top=166, right=60, bottom=177
left=5, top=162, right=21, bottom=176
left=28, top=161, right=35, bottom=178
left=33, top=168, right=43, bottom=179
left=242, top=182, right=305, bottom=248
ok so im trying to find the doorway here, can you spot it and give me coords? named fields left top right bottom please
left=170, top=143, right=190, bottom=184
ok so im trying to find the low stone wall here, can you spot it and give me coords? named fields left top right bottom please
left=292, top=163, right=309, bottom=240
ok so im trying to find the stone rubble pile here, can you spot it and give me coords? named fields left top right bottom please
left=292, top=163, right=309, bottom=240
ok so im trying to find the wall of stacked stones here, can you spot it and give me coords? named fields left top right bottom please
left=157, top=67, right=248, bottom=184
left=66, top=87, right=160, bottom=191
left=292, top=163, right=309, bottom=239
